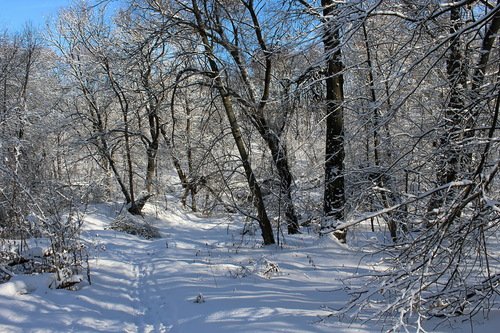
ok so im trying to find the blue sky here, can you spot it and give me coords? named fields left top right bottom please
left=0, top=0, right=72, bottom=32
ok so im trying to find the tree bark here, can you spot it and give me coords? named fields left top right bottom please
left=322, top=0, right=346, bottom=242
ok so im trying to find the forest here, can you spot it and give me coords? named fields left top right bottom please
left=0, top=0, right=499, bottom=331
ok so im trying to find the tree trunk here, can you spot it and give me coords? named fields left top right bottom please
left=144, top=101, right=159, bottom=194
left=185, top=101, right=196, bottom=211
left=128, top=194, right=153, bottom=216
left=218, top=0, right=300, bottom=235
left=428, top=6, right=467, bottom=215
left=142, top=62, right=161, bottom=194
left=191, top=0, right=275, bottom=245
left=259, top=126, right=300, bottom=234
left=145, top=142, right=157, bottom=194
left=322, top=0, right=346, bottom=242
left=219, top=93, right=275, bottom=245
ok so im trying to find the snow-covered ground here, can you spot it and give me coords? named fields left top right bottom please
left=0, top=202, right=498, bottom=332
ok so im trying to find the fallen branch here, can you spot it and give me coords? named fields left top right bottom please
left=320, top=180, right=474, bottom=234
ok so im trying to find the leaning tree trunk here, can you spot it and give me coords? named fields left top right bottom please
left=268, top=138, right=299, bottom=235
left=322, top=0, right=346, bottom=242
left=245, top=0, right=300, bottom=234
left=218, top=0, right=300, bottom=235
left=144, top=96, right=160, bottom=194
left=258, top=126, right=300, bottom=234
left=145, top=141, right=158, bottom=194
left=191, top=0, right=275, bottom=245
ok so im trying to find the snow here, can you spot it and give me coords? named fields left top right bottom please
left=0, top=273, right=52, bottom=297
left=0, top=202, right=498, bottom=332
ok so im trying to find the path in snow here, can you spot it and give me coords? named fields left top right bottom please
left=1, top=202, right=498, bottom=332
left=0, top=203, right=349, bottom=332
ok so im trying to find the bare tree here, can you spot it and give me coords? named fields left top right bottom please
left=51, top=3, right=165, bottom=214
left=189, top=0, right=275, bottom=244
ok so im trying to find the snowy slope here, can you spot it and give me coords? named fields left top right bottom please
left=0, top=202, right=498, bottom=332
